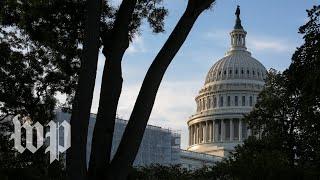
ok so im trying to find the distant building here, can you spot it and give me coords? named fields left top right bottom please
left=56, top=111, right=221, bottom=169
left=187, top=6, right=267, bottom=157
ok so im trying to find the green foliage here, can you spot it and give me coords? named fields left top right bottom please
left=0, top=0, right=168, bottom=112
left=128, top=164, right=221, bottom=180
left=0, top=0, right=168, bottom=178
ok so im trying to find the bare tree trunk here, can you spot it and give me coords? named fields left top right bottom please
left=87, top=0, right=137, bottom=178
left=66, top=0, right=102, bottom=179
left=110, top=1, right=215, bottom=179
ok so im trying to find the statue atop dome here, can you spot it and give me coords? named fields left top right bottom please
left=235, top=5, right=240, bottom=18
left=234, top=5, right=243, bottom=29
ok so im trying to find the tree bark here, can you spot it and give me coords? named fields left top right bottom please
left=110, top=1, right=215, bottom=179
left=66, top=0, right=102, bottom=179
left=87, top=0, right=137, bottom=179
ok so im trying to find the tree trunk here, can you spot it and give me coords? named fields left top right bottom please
left=110, top=2, right=212, bottom=179
left=66, top=0, right=102, bottom=179
left=87, top=0, right=137, bottom=178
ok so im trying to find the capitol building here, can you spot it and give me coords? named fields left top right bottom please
left=187, top=6, right=267, bottom=157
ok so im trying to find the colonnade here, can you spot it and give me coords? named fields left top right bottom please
left=188, top=119, right=250, bottom=146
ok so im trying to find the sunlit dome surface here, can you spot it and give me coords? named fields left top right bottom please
left=205, top=50, right=266, bottom=84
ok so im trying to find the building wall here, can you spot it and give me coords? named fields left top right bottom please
left=180, top=150, right=222, bottom=169
left=55, top=111, right=181, bottom=167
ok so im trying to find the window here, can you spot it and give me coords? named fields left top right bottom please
left=241, top=69, right=244, bottom=74
left=253, top=70, right=255, bottom=76
left=213, top=96, right=217, bottom=107
left=203, top=99, right=206, bottom=110
left=208, top=97, right=211, bottom=109
left=227, top=96, right=231, bottom=106
left=229, top=70, right=232, bottom=74
left=235, top=69, right=238, bottom=74
left=247, top=70, right=250, bottom=74
left=235, top=96, right=238, bottom=106
left=219, top=96, right=224, bottom=107
left=224, top=70, right=226, bottom=75
left=197, top=102, right=200, bottom=112
left=249, top=96, right=253, bottom=106
left=242, top=96, right=246, bottom=106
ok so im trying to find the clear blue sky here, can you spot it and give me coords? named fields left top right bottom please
left=91, top=0, right=319, bottom=149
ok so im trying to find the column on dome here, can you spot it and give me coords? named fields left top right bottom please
left=199, top=122, right=203, bottom=143
left=195, top=124, right=198, bottom=144
left=230, top=119, right=234, bottom=141
left=198, top=123, right=201, bottom=143
left=212, top=120, right=215, bottom=142
left=200, top=123, right=202, bottom=143
left=209, top=120, right=212, bottom=142
left=190, top=125, right=192, bottom=145
left=203, top=122, right=207, bottom=142
left=188, top=126, right=191, bottom=145
left=193, top=125, right=196, bottom=144
left=202, top=122, right=204, bottom=142
left=201, top=123, right=204, bottom=143
left=215, top=120, right=219, bottom=142
left=205, top=121, right=208, bottom=142
left=239, top=119, right=242, bottom=141
left=221, top=119, right=225, bottom=142
left=201, top=122, right=204, bottom=143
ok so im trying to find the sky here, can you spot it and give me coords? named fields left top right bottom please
left=90, top=0, right=319, bottom=149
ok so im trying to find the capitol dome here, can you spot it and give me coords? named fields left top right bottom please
left=205, top=51, right=266, bottom=84
left=187, top=6, right=267, bottom=157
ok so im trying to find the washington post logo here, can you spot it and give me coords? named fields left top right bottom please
left=10, top=115, right=71, bottom=163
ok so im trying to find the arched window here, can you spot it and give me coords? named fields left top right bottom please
left=219, top=96, right=224, bottom=107
left=213, top=96, right=217, bottom=108
left=202, top=99, right=206, bottom=110
left=198, top=99, right=202, bottom=111
left=242, top=96, right=246, bottom=106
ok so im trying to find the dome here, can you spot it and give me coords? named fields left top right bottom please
left=204, top=50, right=266, bottom=84
left=187, top=6, right=267, bottom=157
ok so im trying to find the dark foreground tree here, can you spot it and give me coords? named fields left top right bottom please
left=1, top=0, right=219, bottom=179
left=0, top=0, right=167, bottom=179
left=109, top=1, right=216, bottom=179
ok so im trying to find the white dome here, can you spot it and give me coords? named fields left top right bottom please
left=187, top=6, right=267, bottom=157
left=205, top=50, right=266, bottom=85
